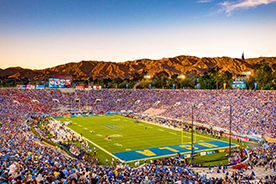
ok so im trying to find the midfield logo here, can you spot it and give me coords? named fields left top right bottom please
left=101, top=123, right=125, bottom=130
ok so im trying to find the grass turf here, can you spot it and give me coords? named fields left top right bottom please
left=57, top=115, right=242, bottom=166
left=188, top=152, right=229, bottom=166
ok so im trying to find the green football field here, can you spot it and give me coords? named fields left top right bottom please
left=57, top=115, right=237, bottom=164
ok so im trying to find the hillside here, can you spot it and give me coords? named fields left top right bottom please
left=1, top=55, right=275, bottom=80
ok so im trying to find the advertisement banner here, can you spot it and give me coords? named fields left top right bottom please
left=75, top=85, right=84, bottom=89
left=200, top=152, right=206, bottom=156
left=231, top=81, right=246, bottom=89
left=26, top=85, right=35, bottom=89
left=93, top=85, right=102, bottom=89
left=206, top=151, right=213, bottom=155
left=213, top=150, right=219, bottom=154
left=36, top=84, right=45, bottom=89
left=222, top=133, right=249, bottom=141
left=85, top=86, right=92, bottom=90
left=17, top=85, right=26, bottom=89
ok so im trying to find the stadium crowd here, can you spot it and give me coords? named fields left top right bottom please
left=0, top=88, right=276, bottom=183
left=1, top=117, right=276, bottom=184
left=1, top=89, right=275, bottom=137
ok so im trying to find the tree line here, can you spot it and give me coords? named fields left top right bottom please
left=1, top=62, right=275, bottom=90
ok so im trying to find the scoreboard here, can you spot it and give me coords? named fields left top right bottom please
left=232, top=81, right=246, bottom=89
left=49, top=78, right=71, bottom=88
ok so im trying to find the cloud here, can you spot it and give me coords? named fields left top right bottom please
left=197, top=0, right=214, bottom=3
left=219, top=0, right=276, bottom=15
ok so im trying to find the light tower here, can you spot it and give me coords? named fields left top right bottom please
left=242, top=52, right=244, bottom=60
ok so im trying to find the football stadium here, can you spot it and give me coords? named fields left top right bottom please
left=2, top=0, right=276, bottom=182
left=0, top=88, right=275, bottom=183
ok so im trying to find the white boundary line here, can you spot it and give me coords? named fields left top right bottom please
left=50, top=117, right=122, bottom=162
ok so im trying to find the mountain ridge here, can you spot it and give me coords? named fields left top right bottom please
left=1, top=55, right=276, bottom=80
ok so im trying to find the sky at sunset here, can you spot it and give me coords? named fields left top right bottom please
left=0, top=0, right=276, bottom=69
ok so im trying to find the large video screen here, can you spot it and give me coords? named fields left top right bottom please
left=49, top=78, right=71, bottom=88
left=232, top=81, right=246, bottom=89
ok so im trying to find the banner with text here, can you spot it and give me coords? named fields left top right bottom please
left=26, top=85, right=36, bottom=89
left=222, top=133, right=249, bottom=141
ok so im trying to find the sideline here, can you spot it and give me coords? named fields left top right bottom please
left=67, top=127, right=122, bottom=162
left=138, top=119, right=216, bottom=141
left=50, top=117, right=122, bottom=162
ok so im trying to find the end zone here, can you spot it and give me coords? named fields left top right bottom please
left=113, top=140, right=237, bottom=162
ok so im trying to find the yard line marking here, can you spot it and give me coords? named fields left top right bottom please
left=78, top=125, right=82, bottom=127
left=148, top=126, right=153, bottom=128
left=96, top=134, right=103, bottom=137
left=114, top=143, right=123, bottom=147
left=126, top=148, right=131, bottom=151
left=83, top=127, right=88, bottom=130
left=157, top=129, right=164, bottom=131
left=73, top=122, right=77, bottom=124
left=111, top=119, right=120, bottom=121
left=169, top=132, right=176, bottom=135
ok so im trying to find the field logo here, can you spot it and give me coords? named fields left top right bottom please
left=136, top=150, right=156, bottom=156
left=114, top=143, right=123, bottom=147
left=101, top=123, right=125, bottom=130
left=110, top=134, right=122, bottom=137
left=111, top=119, right=120, bottom=121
